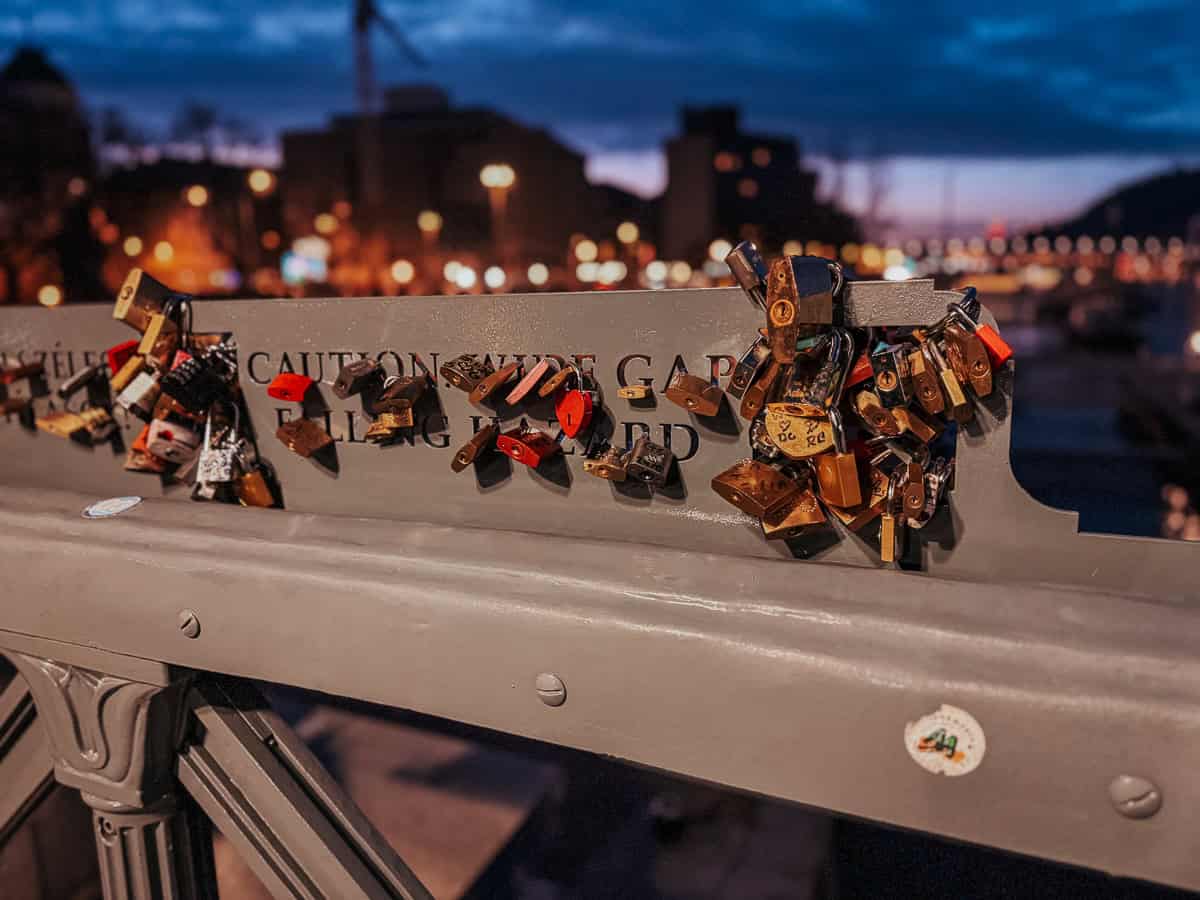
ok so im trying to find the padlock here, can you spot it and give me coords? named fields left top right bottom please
left=116, top=370, right=162, bottom=420
left=276, top=418, right=334, bottom=458
left=900, top=461, right=926, bottom=524
left=725, top=240, right=769, bottom=310
left=78, top=408, right=117, bottom=444
left=496, top=426, right=562, bottom=468
left=146, top=417, right=201, bottom=463
left=469, top=361, right=521, bottom=404
left=332, top=359, right=384, bottom=399
left=664, top=371, right=723, bottom=417
left=748, top=413, right=782, bottom=461
left=814, top=409, right=862, bottom=508
left=0, top=398, right=30, bottom=416
left=943, top=321, right=993, bottom=398
left=910, top=457, right=953, bottom=529
left=554, top=365, right=597, bottom=439
left=35, top=410, right=86, bottom=439
left=440, top=354, right=494, bottom=393
left=907, top=347, right=944, bottom=416
left=947, top=291, right=1013, bottom=368
left=113, top=268, right=174, bottom=332
left=866, top=432, right=932, bottom=471
left=109, top=354, right=146, bottom=393
left=236, top=465, right=276, bottom=507
left=779, top=328, right=852, bottom=415
left=845, top=350, right=874, bottom=391
left=853, top=388, right=903, bottom=436
left=825, top=466, right=889, bottom=531
left=196, top=408, right=240, bottom=485
left=582, top=444, right=629, bottom=482
left=0, top=362, right=44, bottom=385
left=506, top=359, right=556, bottom=405
left=616, top=384, right=651, bottom=401
left=891, top=406, right=942, bottom=444
left=137, top=312, right=180, bottom=369
left=365, top=412, right=409, bottom=443
left=712, top=459, right=801, bottom=520
left=761, top=487, right=826, bottom=540
left=56, top=364, right=106, bottom=400
left=879, top=470, right=905, bottom=564
left=374, top=375, right=427, bottom=415
left=161, top=354, right=232, bottom=412
left=764, top=258, right=800, bottom=364
left=624, top=436, right=674, bottom=486
left=537, top=365, right=575, bottom=399
left=106, top=340, right=139, bottom=376
left=765, top=255, right=836, bottom=365
left=870, top=344, right=912, bottom=408
left=922, top=339, right=971, bottom=424
left=739, top=358, right=785, bottom=420
left=451, top=423, right=500, bottom=472
left=125, top=447, right=166, bottom=473
left=762, top=404, right=834, bottom=459
left=267, top=372, right=314, bottom=403
left=727, top=336, right=770, bottom=399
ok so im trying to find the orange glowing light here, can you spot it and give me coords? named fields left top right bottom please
left=37, top=285, right=62, bottom=307
left=186, top=185, right=209, bottom=207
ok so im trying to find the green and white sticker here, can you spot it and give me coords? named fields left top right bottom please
left=904, top=704, right=986, bottom=777
left=82, top=496, right=143, bottom=519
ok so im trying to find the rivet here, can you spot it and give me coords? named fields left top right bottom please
left=178, top=610, right=201, bottom=639
left=535, top=673, right=566, bottom=707
left=1109, top=775, right=1162, bottom=819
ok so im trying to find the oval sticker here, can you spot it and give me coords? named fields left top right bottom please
left=82, top=496, right=143, bottom=519
left=905, top=704, right=986, bottom=776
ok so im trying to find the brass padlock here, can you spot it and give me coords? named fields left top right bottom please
left=826, top=466, right=889, bottom=531
left=814, top=409, right=862, bottom=508
left=582, top=444, right=629, bottom=482
left=879, top=470, right=905, bottom=564
left=909, top=457, right=953, bottom=529
left=761, top=487, right=826, bottom=540
left=900, top=461, right=926, bottom=524
left=907, top=347, right=944, bottom=416
left=537, top=365, right=575, bottom=399
left=276, top=418, right=334, bottom=458
left=624, top=437, right=673, bottom=486
left=109, top=353, right=146, bottom=393
left=727, top=335, right=770, bottom=399
left=439, top=354, right=494, bottom=393
left=236, top=468, right=276, bottom=508
left=365, top=412, right=409, bottom=443
left=943, top=321, right=993, bottom=398
left=78, top=408, right=117, bottom=443
left=853, top=389, right=903, bottom=436
left=332, top=359, right=384, bottom=399
left=375, top=376, right=427, bottom=415
left=869, top=344, right=912, bottom=408
left=739, top=359, right=785, bottom=420
left=711, top=459, right=801, bottom=520
left=451, top=423, right=500, bottom=472
left=616, top=384, right=651, bottom=400
left=664, top=371, right=723, bottom=417
left=35, top=410, right=86, bottom=439
left=113, top=268, right=173, bottom=333
left=136, top=312, right=179, bottom=368
left=762, top=404, right=834, bottom=459
left=764, top=256, right=834, bottom=364
left=891, top=406, right=942, bottom=444
left=469, top=361, right=521, bottom=404
left=922, top=339, right=971, bottom=424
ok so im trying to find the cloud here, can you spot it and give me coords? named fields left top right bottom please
left=1, top=0, right=1196, bottom=160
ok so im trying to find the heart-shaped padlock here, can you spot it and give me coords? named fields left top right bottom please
left=554, top=365, right=595, bottom=438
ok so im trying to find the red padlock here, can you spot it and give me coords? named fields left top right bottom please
left=106, top=339, right=139, bottom=376
left=496, top=426, right=562, bottom=468
left=845, top=350, right=874, bottom=390
left=267, top=372, right=314, bottom=402
left=974, top=324, right=1014, bottom=368
left=554, top=364, right=597, bottom=439
left=170, top=349, right=193, bottom=370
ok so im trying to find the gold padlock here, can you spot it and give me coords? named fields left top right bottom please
left=853, top=389, right=902, bottom=436
left=892, top=406, right=942, bottom=444
left=826, top=466, right=889, bottom=531
left=814, top=409, right=862, bottom=508
left=113, top=268, right=172, bottom=332
left=35, top=410, right=86, bottom=439
left=136, top=313, right=179, bottom=367
left=907, top=347, right=944, bottom=416
left=109, top=353, right=146, bottom=393
left=762, top=404, right=834, bottom=459
left=943, top=321, right=993, bottom=398
left=236, top=468, right=275, bottom=507
left=582, top=444, right=629, bottom=482
left=664, top=371, right=723, bottom=417
left=739, top=359, right=785, bottom=420
left=365, top=411, right=409, bottom=443
left=760, top=487, right=826, bottom=540
left=711, top=459, right=801, bottom=520
left=923, top=340, right=972, bottom=424
left=617, top=384, right=651, bottom=400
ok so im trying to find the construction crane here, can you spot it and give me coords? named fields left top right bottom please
left=353, top=0, right=427, bottom=115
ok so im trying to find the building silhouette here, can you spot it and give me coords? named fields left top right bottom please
left=661, top=106, right=858, bottom=260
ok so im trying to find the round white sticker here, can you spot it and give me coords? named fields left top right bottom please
left=82, top=496, right=143, bottom=519
left=904, top=704, right=986, bottom=777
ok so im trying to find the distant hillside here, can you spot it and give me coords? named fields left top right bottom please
left=1054, top=168, right=1200, bottom=240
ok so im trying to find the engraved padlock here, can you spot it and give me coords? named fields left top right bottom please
left=625, top=436, right=674, bottom=487
left=582, top=444, right=629, bottom=482
left=451, top=423, right=500, bottom=472
left=664, top=370, right=723, bottom=417
left=196, top=406, right=240, bottom=485
left=727, top=335, right=770, bottom=399
left=761, top=487, right=826, bottom=540
left=365, top=411, right=409, bottom=443
left=779, top=328, right=852, bottom=415
left=764, top=256, right=837, bottom=364
left=440, top=354, right=494, bottom=393
left=711, top=459, right=801, bottom=520
left=943, top=320, right=993, bottom=398
left=825, top=465, right=889, bottom=532
left=332, top=359, right=384, bottom=399
left=554, top=364, right=597, bottom=439
left=761, top=404, right=834, bottom=459
left=496, top=425, right=562, bottom=468
left=910, top=457, right=953, bottom=530
left=146, top=416, right=201, bottom=464
left=116, top=370, right=162, bottom=421
left=267, top=372, right=315, bottom=403
left=748, top=412, right=781, bottom=461
left=814, top=408, right=862, bottom=508
left=276, top=418, right=334, bottom=458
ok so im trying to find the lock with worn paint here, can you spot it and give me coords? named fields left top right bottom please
left=711, top=458, right=801, bottom=520
left=365, top=411, right=410, bottom=443
left=332, top=359, right=385, bottom=400
left=582, top=444, right=629, bottom=482
left=739, top=358, right=785, bottom=421
left=870, top=343, right=912, bottom=408
left=374, top=375, right=428, bottom=419
left=196, top=407, right=240, bottom=485
left=451, top=423, right=500, bottom=472
left=780, top=328, right=852, bottom=415
left=146, top=417, right=201, bottom=464
left=496, top=425, right=562, bottom=468
left=78, top=408, right=117, bottom=444
left=853, top=388, right=903, bottom=436
left=943, top=320, right=993, bottom=398
left=109, top=353, right=146, bottom=393
left=116, top=370, right=162, bottom=420
left=624, top=436, right=674, bottom=486
left=907, top=346, right=944, bottom=416
left=762, top=404, right=834, bottom=459
left=664, top=370, right=723, bottom=417
left=440, top=354, right=494, bottom=393
left=112, top=268, right=174, bottom=333
left=35, top=410, right=86, bottom=439
left=276, top=418, right=334, bottom=458
left=761, top=486, right=826, bottom=540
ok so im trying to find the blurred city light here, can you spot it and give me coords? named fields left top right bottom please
left=668, top=261, right=692, bottom=284
left=1187, top=331, right=1200, bottom=355
left=314, top=213, right=338, bottom=235
left=616, top=221, right=639, bottom=244
left=443, top=260, right=462, bottom=281
left=598, top=260, right=627, bottom=284
left=782, top=240, right=803, bottom=256
left=67, top=177, right=87, bottom=197
left=261, top=230, right=281, bottom=250
left=574, top=239, right=598, bottom=262
left=37, top=285, right=62, bottom=307
left=479, top=164, right=516, bottom=189
left=186, top=185, right=208, bottom=207
left=645, top=260, right=668, bottom=282
left=454, top=266, right=477, bottom=289
left=527, top=262, right=549, bottom=285
left=417, top=210, right=443, bottom=233
left=123, top=236, right=143, bottom=257
left=484, top=266, right=506, bottom=289
left=293, top=236, right=331, bottom=261
left=247, top=168, right=274, bottom=194
left=707, top=239, right=732, bottom=262
left=332, top=200, right=352, bottom=220
left=391, top=259, right=415, bottom=284
left=576, top=262, right=599, bottom=282
left=154, top=241, right=174, bottom=262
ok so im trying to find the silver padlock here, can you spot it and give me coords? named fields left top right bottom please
left=116, top=371, right=161, bottom=421
left=196, top=405, right=240, bottom=485
left=145, top=416, right=201, bottom=464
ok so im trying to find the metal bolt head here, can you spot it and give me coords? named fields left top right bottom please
left=535, top=673, right=566, bottom=707
left=178, top=610, right=201, bottom=639
left=1109, top=775, right=1162, bottom=819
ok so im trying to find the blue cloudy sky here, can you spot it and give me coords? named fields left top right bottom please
left=4, top=0, right=1198, bottom=231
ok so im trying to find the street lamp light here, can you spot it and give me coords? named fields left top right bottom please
left=480, top=164, right=516, bottom=266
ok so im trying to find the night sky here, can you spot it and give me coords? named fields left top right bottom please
left=4, top=0, right=1198, bottom=230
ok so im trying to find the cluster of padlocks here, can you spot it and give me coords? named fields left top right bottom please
left=5, top=269, right=280, bottom=506
left=710, top=242, right=1013, bottom=561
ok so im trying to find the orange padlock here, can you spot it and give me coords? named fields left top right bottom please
left=496, top=426, right=562, bottom=468
left=267, top=372, right=314, bottom=403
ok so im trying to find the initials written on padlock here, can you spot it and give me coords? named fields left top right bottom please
left=762, top=404, right=833, bottom=459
